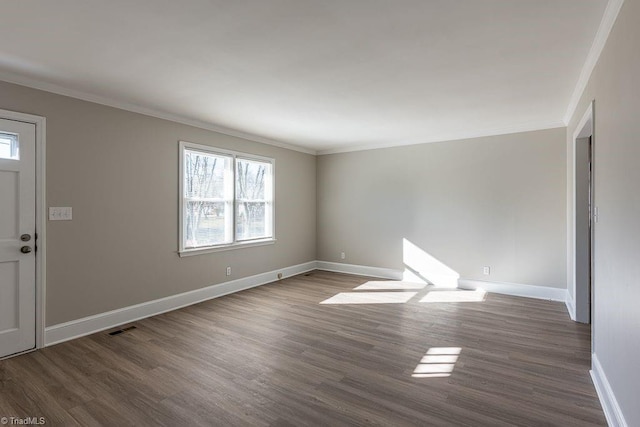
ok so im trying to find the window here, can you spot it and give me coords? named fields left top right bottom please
left=179, top=141, right=274, bottom=255
left=0, top=132, right=19, bottom=160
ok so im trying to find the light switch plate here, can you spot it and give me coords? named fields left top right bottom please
left=49, top=207, right=72, bottom=221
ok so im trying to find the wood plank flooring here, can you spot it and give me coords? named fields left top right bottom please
left=0, top=271, right=605, bottom=426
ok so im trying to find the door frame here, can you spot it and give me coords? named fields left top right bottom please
left=0, top=108, right=46, bottom=351
left=570, top=101, right=595, bottom=328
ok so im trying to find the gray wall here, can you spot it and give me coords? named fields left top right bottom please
left=317, top=128, right=567, bottom=288
left=566, top=0, right=640, bottom=424
left=0, top=81, right=317, bottom=326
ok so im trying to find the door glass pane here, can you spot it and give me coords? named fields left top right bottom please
left=0, top=133, right=19, bottom=160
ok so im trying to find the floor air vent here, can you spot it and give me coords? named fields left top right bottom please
left=108, top=325, right=137, bottom=336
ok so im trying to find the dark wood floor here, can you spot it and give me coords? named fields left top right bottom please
left=0, top=271, right=605, bottom=426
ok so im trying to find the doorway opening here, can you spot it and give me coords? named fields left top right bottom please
left=572, top=102, right=594, bottom=325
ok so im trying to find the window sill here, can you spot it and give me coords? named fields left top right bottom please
left=178, top=238, right=276, bottom=257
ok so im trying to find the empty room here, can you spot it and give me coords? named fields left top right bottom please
left=0, top=1, right=638, bottom=426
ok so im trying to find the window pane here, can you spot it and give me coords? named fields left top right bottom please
left=236, top=202, right=268, bottom=240
left=236, top=158, right=273, bottom=241
left=184, top=150, right=229, bottom=199
left=184, top=201, right=231, bottom=247
left=183, top=148, right=233, bottom=249
left=0, top=133, right=19, bottom=160
left=236, top=158, right=270, bottom=200
left=180, top=143, right=275, bottom=252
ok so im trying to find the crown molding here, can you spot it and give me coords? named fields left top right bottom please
left=0, top=70, right=567, bottom=157
left=317, top=121, right=566, bottom=155
left=0, top=71, right=317, bottom=156
left=563, top=0, right=624, bottom=124
left=0, top=2, right=621, bottom=157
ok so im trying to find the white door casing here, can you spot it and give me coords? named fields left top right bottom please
left=0, top=118, right=36, bottom=358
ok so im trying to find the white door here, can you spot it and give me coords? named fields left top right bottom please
left=0, top=118, right=36, bottom=358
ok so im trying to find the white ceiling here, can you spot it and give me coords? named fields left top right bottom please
left=0, top=1, right=609, bottom=154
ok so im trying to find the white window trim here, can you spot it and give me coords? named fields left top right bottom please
left=178, top=141, right=276, bottom=257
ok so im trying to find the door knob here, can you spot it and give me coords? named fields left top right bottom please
left=21, top=234, right=31, bottom=242
left=20, top=246, right=32, bottom=254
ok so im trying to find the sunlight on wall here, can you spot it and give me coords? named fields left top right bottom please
left=419, top=289, right=486, bottom=303
left=320, top=292, right=417, bottom=305
left=402, top=239, right=460, bottom=288
left=412, top=347, right=461, bottom=378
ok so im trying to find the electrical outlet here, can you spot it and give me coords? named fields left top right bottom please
left=483, top=266, right=490, bottom=275
left=226, top=266, right=231, bottom=276
left=340, top=252, right=346, bottom=260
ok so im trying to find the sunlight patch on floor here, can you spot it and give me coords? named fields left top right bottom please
left=419, top=289, right=487, bottom=303
left=320, top=292, right=417, bottom=305
left=353, top=281, right=427, bottom=291
left=412, top=347, right=461, bottom=378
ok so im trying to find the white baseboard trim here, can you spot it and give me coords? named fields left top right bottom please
left=457, top=279, right=566, bottom=301
left=44, top=261, right=316, bottom=346
left=315, top=261, right=402, bottom=280
left=315, top=261, right=567, bottom=302
left=45, top=260, right=569, bottom=347
left=591, top=353, right=628, bottom=427
left=565, top=291, right=576, bottom=320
